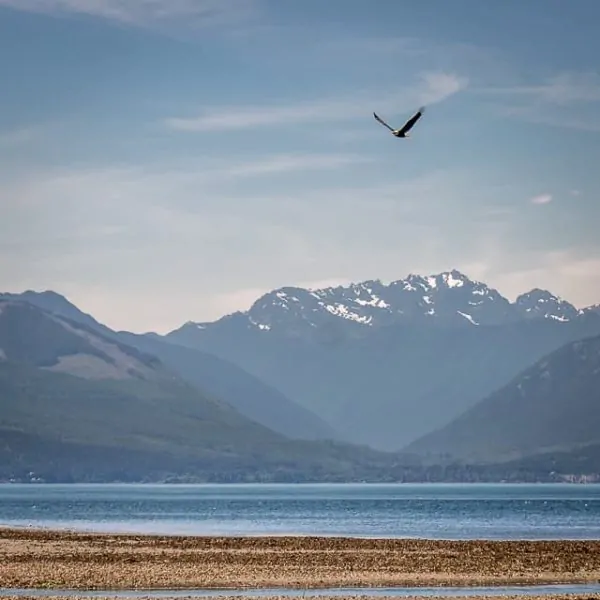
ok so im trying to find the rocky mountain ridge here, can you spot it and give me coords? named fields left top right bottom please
left=178, top=270, right=586, bottom=340
left=162, top=270, right=600, bottom=452
left=5, top=270, right=599, bottom=459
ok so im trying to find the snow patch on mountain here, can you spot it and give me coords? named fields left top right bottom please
left=443, top=271, right=465, bottom=288
left=457, top=311, right=478, bottom=325
left=325, top=303, right=373, bottom=324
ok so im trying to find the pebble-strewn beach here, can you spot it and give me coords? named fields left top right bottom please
left=1, top=528, right=600, bottom=591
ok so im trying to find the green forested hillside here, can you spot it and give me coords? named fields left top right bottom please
left=0, top=299, right=401, bottom=482
left=0, top=291, right=337, bottom=442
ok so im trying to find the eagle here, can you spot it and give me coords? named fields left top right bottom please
left=373, top=106, right=425, bottom=138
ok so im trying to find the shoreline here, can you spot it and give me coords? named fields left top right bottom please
left=6, top=523, right=600, bottom=543
left=2, top=528, right=600, bottom=592
left=4, top=523, right=600, bottom=542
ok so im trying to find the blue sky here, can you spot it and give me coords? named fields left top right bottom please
left=1, top=0, right=600, bottom=332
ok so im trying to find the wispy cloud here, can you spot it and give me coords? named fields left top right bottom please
left=477, top=71, right=600, bottom=132
left=164, top=71, right=468, bottom=133
left=0, top=0, right=257, bottom=29
left=418, top=72, right=467, bottom=104
left=2, top=151, right=369, bottom=212
left=482, top=72, right=600, bottom=105
left=222, top=153, right=369, bottom=177
left=530, top=193, right=552, bottom=205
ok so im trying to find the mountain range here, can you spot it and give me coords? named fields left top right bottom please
left=2, top=269, right=599, bottom=481
left=165, top=270, right=600, bottom=452
left=175, top=270, right=588, bottom=339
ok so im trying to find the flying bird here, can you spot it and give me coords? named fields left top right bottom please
left=373, top=106, right=425, bottom=138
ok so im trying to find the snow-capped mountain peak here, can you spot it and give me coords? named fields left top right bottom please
left=424, top=269, right=468, bottom=289
left=234, top=270, right=516, bottom=334
left=515, top=288, right=581, bottom=322
left=178, top=270, right=591, bottom=340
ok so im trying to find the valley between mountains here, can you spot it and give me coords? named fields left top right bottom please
left=1, top=269, right=599, bottom=482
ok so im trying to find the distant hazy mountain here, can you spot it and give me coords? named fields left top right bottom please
left=514, top=288, right=582, bottom=322
left=0, top=298, right=396, bottom=482
left=404, top=333, right=600, bottom=464
left=584, top=304, right=600, bottom=317
left=170, top=270, right=586, bottom=344
left=0, top=290, right=336, bottom=442
left=164, top=270, right=600, bottom=452
left=5, top=269, right=599, bottom=467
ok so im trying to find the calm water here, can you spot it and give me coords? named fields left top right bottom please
left=1, top=483, right=599, bottom=539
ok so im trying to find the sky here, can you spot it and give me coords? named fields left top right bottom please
left=1, top=0, right=600, bottom=333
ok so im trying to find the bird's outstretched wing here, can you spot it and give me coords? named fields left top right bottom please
left=398, top=106, right=425, bottom=135
left=373, top=112, right=395, bottom=132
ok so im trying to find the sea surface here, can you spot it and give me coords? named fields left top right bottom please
left=1, top=482, right=599, bottom=540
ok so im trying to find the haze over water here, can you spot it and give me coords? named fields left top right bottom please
left=1, top=483, right=599, bottom=540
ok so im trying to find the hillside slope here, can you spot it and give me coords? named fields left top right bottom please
left=0, top=299, right=400, bottom=482
left=0, top=291, right=336, bottom=441
left=404, top=333, right=600, bottom=463
left=0, top=359, right=276, bottom=461
left=0, top=358, right=401, bottom=483
left=119, top=331, right=339, bottom=442
left=0, top=299, right=286, bottom=449
left=0, top=299, right=162, bottom=381
left=165, top=310, right=600, bottom=451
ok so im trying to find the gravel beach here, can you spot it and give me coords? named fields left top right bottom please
left=1, top=528, right=600, bottom=591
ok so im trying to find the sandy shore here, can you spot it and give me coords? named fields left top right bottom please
left=1, top=528, right=600, bottom=590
